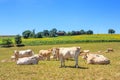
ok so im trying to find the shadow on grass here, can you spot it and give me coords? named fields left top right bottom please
left=59, top=66, right=89, bottom=69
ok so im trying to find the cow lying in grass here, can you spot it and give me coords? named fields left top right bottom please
left=82, top=53, right=110, bottom=64
left=14, top=49, right=34, bottom=61
left=105, top=48, right=114, bottom=53
left=52, top=47, right=81, bottom=68
left=16, top=55, right=44, bottom=65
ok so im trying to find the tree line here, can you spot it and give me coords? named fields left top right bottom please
left=0, top=28, right=115, bottom=47
left=22, top=28, right=94, bottom=39
left=22, top=28, right=115, bottom=39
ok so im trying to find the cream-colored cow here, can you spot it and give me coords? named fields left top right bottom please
left=52, top=47, right=81, bottom=68
left=16, top=54, right=44, bottom=65
left=14, top=49, right=34, bottom=60
left=82, top=53, right=110, bottom=64
left=39, top=49, right=52, bottom=61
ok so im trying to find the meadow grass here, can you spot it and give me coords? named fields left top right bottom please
left=0, top=42, right=120, bottom=80
left=22, top=34, right=120, bottom=46
left=1, top=34, right=120, bottom=46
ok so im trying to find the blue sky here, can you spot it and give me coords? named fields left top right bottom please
left=0, top=0, right=120, bottom=35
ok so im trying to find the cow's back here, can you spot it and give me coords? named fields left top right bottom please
left=59, top=47, right=80, bottom=58
left=18, top=49, right=33, bottom=58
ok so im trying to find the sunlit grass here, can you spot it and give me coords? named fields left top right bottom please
left=22, top=34, right=120, bottom=45
left=0, top=34, right=120, bottom=46
left=0, top=42, right=120, bottom=80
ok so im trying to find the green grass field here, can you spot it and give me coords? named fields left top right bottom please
left=1, top=34, right=120, bottom=46
left=22, top=34, right=120, bottom=45
left=0, top=42, right=120, bottom=80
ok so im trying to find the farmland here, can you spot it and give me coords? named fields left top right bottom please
left=1, top=34, right=120, bottom=46
left=22, top=34, right=120, bottom=45
left=0, top=42, right=120, bottom=80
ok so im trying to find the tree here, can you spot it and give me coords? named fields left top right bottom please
left=36, top=32, right=43, bottom=38
left=2, top=38, right=13, bottom=47
left=108, top=29, right=115, bottom=34
left=86, top=30, right=93, bottom=34
left=80, top=29, right=85, bottom=34
left=49, top=28, right=58, bottom=37
left=51, top=28, right=57, bottom=34
left=30, top=29, right=36, bottom=38
left=71, top=31, right=76, bottom=35
left=14, top=35, right=22, bottom=44
left=22, top=30, right=32, bottom=38
left=67, top=31, right=72, bottom=36
left=43, top=30, right=49, bottom=37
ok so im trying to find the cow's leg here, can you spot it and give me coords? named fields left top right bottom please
left=63, top=59, right=65, bottom=67
left=47, top=56, right=50, bottom=61
left=74, top=56, right=79, bottom=68
left=60, top=57, right=64, bottom=68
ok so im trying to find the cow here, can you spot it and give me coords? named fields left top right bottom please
left=16, top=54, right=44, bottom=65
left=81, top=50, right=90, bottom=53
left=82, top=53, right=110, bottom=64
left=39, top=49, right=52, bottom=61
left=105, top=48, right=114, bottom=53
left=14, top=49, right=34, bottom=61
left=52, top=47, right=81, bottom=68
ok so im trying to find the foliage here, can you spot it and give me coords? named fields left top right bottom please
left=86, top=30, right=93, bottom=34
left=21, top=28, right=95, bottom=39
left=14, top=35, right=25, bottom=47
left=108, top=29, right=115, bottom=34
left=35, top=32, right=42, bottom=38
left=49, top=28, right=57, bottom=37
left=1, top=38, right=13, bottom=47
left=14, top=35, right=22, bottom=44
left=22, top=30, right=32, bottom=39
left=43, top=30, right=49, bottom=37
left=80, top=29, right=86, bottom=34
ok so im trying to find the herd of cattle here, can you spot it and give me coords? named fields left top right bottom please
left=10, top=47, right=113, bottom=68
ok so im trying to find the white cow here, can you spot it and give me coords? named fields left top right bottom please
left=16, top=54, right=43, bottom=65
left=14, top=49, right=34, bottom=60
left=82, top=53, right=110, bottom=64
left=52, top=47, right=81, bottom=68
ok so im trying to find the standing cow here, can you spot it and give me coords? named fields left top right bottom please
left=39, top=49, right=52, bottom=61
left=52, top=47, right=81, bottom=68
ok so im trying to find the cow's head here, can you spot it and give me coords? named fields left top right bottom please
left=33, top=54, right=44, bottom=61
left=81, top=53, right=88, bottom=60
left=52, top=48, right=59, bottom=57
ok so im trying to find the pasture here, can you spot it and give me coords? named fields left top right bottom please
left=1, top=34, right=120, bottom=46
left=0, top=42, right=120, bottom=80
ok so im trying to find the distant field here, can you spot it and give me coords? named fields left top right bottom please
left=0, top=42, right=120, bottom=80
left=0, top=34, right=120, bottom=46
left=22, top=34, right=120, bottom=46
